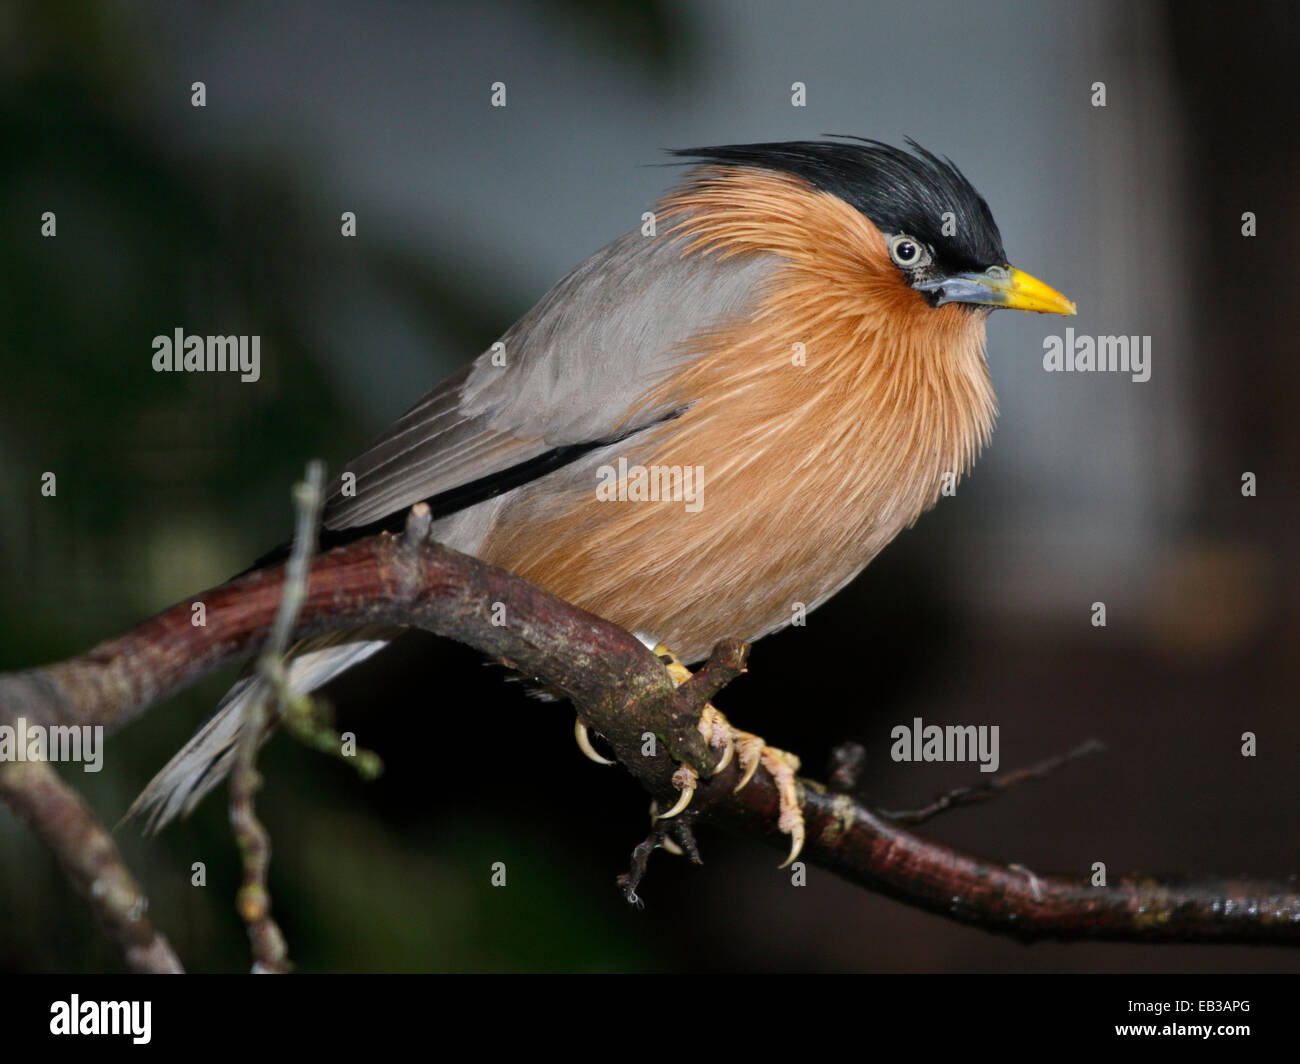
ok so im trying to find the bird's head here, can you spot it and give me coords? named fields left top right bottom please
left=668, top=137, right=1076, bottom=318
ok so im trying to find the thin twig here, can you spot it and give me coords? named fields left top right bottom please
left=229, top=459, right=326, bottom=973
left=878, top=738, right=1107, bottom=826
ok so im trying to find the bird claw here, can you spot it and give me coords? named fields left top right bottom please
left=761, top=744, right=805, bottom=868
left=724, top=730, right=803, bottom=866
left=652, top=645, right=806, bottom=867
left=574, top=718, right=616, bottom=765
left=655, top=764, right=698, bottom=820
left=732, top=733, right=765, bottom=792
left=697, top=703, right=735, bottom=774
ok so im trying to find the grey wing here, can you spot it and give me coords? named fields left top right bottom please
left=323, top=227, right=778, bottom=531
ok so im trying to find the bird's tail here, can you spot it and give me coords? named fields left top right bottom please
left=124, top=630, right=393, bottom=832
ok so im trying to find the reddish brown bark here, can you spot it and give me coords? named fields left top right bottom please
left=2, top=505, right=1298, bottom=957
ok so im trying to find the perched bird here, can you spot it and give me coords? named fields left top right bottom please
left=129, top=138, right=1075, bottom=859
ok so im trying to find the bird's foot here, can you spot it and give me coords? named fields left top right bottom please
left=651, top=645, right=805, bottom=868
left=574, top=717, right=616, bottom=765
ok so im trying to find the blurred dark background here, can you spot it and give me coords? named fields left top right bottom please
left=2, top=0, right=1297, bottom=972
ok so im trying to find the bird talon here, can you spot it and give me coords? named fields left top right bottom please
left=648, top=644, right=804, bottom=865
left=729, top=729, right=804, bottom=867
left=762, top=747, right=805, bottom=867
left=574, top=718, right=616, bottom=766
left=779, top=833, right=804, bottom=868
left=715, top=729, right=735, bottom=774
left=655, top=764, right=698, bottom=820
left=732, top=735, right=764, bottom=792
left=697, top=704, right=735, bottom=774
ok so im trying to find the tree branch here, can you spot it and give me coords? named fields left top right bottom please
left=2, top=505, right=1298, bottom=952
left=0, top=760, right=183, bottom=972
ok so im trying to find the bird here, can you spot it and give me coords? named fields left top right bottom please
left=127, top=137, right=1076, bottom=863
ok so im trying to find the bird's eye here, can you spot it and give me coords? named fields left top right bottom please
left=889, top=234, right=929, bottom=269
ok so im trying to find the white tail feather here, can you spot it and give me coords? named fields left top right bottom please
left=125, top=635, right=391, bottom=832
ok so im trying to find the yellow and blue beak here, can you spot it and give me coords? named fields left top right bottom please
left=917, top=265, right=1076, bottom=315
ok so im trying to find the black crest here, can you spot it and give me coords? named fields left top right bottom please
left=672, top=137, right=1007, bottom=274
